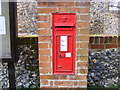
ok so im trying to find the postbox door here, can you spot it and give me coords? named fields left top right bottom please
left=52, top=13, right=76, bottom=75
left=56, top=35, right=73, bottom=72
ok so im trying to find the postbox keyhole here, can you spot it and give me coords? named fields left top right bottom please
left=59, top=53, right=65, bottom=58
left=60, top=54, right=64, bottom=58
left=60, top=55, right=62, bottom=58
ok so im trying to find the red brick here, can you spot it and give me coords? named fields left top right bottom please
left=77, top=75, right=87, bottom=80
left=55, top=2, right=74, bottom=7
left=39, top=49, right=50, bottom=55
left=78, top=69, right=88, bottom=74
left=59, top=75, right=67, bottom=79
left=80, top=8, right=90, bottom=13
left=77, top=56, right=88, bottom=61
left=80, top=42, right=89, bottom=48
left=47, top=15, right=51, bottom=21
left=40, top=69, right=51, bottom=73
left=38, top=2, right=55, bottom=7
left=89, top=44, right=91, bottom=49
left=77, top=15, right=90, bottom=21
left=49, top=56, right=52, bottom=61
left=70, top=7, right=80, bottom=12
left=77, top=49, right=89, bottom=55
left=70, top=8, right=90, bottom=13
left=104, top=37, right=109, bottom=43
left=62, top=2, right=74, bottom=7
left=54, top=81, right=73, bottom=86
left=38, top=36, right=51, bottom=42
left=74, top=81, right=78, bottom=86
left=77, top=29, right=89, bottom=35
left=40, top=80, right=49, bottom=85
left=105, top=44, right=118, bottom=48
left=50, top=81, right=53, bottom=86
left=118, top=36, right=120, bottom=43
left=89, top=37, right=94, bottom=43
left=58, top=8, right=69, bottom=12
left=77, top=22, right=89, bottom=28
left=77, top=62, right=88, bottom=67
left=39, top=62, right=51, bottom=68
left=38, top=29, right=51, bottom=35
left=109, top=37, right=113, bottom=43
left=40, top=75, right=59, bottom=79
left=75, top=2, right=90, bottom=7
left=38, top=2, right=48, bottom=7
left=41, top=86, right=58, bottom=88
left=38, top=43, right=49, bottom=48
left=38, top=22, right=50, bottom=28
left=112, top=37, right=118, bottom=43
left=95, top=37, right=99, bottom=44
left=77, top=36, right=89, bottom=41
left=69, top=75, right=87, bottom=80
left=49, top=43, right=52, bottom=48
left=38, top=15, right=47, bottom=21
left=78, top=81, right=87, bottom=86
left=39, top=56, right=49, bottom=61
left=91, top=44, right=105, bottom=49
left=37, top=8, right=57, bottom=14
left=100, top=37, right=104, bottom=43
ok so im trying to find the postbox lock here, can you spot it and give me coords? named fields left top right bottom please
left=59, top=53, right=65, bottom=58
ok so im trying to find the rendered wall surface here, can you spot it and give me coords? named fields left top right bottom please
left=0, top=2, right=11, bottom=59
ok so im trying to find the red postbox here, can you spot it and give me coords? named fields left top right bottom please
left=52, top=13, right=76, bottom=75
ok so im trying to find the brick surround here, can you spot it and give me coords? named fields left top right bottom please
left=37, top=2, right=90, bottom=88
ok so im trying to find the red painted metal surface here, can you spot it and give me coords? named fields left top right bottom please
left=52, top=13, right=76, bottom=75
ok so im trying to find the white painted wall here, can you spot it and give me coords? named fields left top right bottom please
left=0, top=0, right=1, bottom=15
left=0, top=2, right=11, bottom=59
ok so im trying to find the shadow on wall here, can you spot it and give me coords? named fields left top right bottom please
left=15, top=37, right=39, bottom=88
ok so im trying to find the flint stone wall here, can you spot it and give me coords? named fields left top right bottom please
left=17, top=1, right=120, bottom=35
left=0, top=38, right=39, bottom=89
left=17, top=1, right=38, bottom=35
left=88, top=49, right=119, bottom=87
left=90, top=1, right=120, bottom=34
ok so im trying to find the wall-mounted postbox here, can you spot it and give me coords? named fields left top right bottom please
left=52, top=13, right=76, bottom=75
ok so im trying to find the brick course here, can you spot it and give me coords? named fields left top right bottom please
left=89, top=36, right=120, bottom=49
left=38, top=2, right=90, bottom=88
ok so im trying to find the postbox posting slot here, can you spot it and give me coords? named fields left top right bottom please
left=54, top=23, right=74, bottom=26
left=56, top=26, right=73, bottom=28
left=54, top=23, right=74, bottom=30
left=55, top=26, right=74, bottom=30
